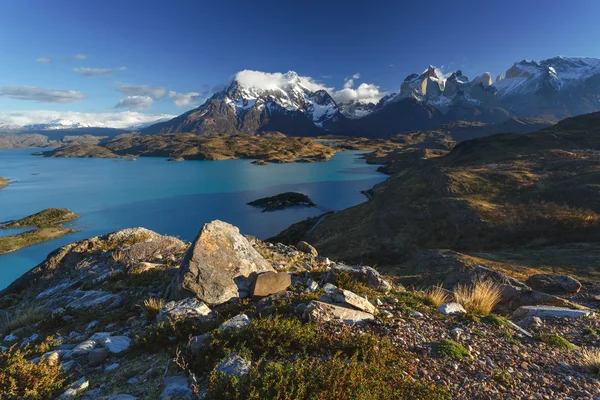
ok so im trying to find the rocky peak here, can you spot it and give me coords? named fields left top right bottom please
left=472, top=72, right=493, bottom=86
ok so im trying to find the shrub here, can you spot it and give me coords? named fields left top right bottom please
left=142, top=297, right=164, bottom=318
left=206, top=352, right=448, bottom=400
left=423, top=285, right=449, bottom=307
left=0, top=344, right=66, bottom=399
left=453, top=279, right=501, bottom=315
left=432, top=339, right=469, bottom=360
left=3, top=306, right=48, bottom=334
left=331, top=271, right=368, bottom=296
left=536, top=333, right=576, bottom=351
left=483, top=314, right=508, bottom=327
left=581, top=347, right=600, bottom=375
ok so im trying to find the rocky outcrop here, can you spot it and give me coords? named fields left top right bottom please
left=526, top=274, right=582, bottom=294
left=303, top=300, right=374, bottom=325
left=323, top=264, right=392, bottom=292
left=164, top=220, right=274, bottom=304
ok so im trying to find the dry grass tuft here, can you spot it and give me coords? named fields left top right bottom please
left=143, top=297, right=164, bottom=318
left=424, top=285, right=450, bottom=307
left=111, top=249, right=124, bottom=263
left=3, top=306, right=48, bottom=334
left=581, top=347, right=600, bottom=375
left=453, top=279, right=501, bottom=315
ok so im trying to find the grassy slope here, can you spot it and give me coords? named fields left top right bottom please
left=273, top=112, right=600, bottom=281
left=2, top=208, right=79, bottom=229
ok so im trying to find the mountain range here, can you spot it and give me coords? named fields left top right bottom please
left=142, top=56, right=600, bottom=138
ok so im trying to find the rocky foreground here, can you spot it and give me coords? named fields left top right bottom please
left=0, top=220, right=598, bottom=399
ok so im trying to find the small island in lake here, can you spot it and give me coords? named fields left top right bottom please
left=0, top=176, right=9, bottom=189
left=248, top=192, right=316, bottom=212
left=0, top=208, right=80, bottom=254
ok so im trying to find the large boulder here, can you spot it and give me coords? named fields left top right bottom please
left=323, top=264, right=392, bottom=292
left=526, top=274, right=582, bottom=294
left=165, top=221, right=274, bottom=305
left=252, top=271, right=291, bottom=297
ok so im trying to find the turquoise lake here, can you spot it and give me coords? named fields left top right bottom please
left=0, top=149, right=386, bottom=289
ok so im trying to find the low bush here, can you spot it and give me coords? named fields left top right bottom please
left=432, top=339, right=469, bottom=360
left=536, top=333, right=576, bottom=351
left=2, top=306, right=48, bottom=334
left=0, top=343, right=66, bottom=399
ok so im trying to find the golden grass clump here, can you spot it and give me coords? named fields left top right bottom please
left=143, top=297, right=164, bottom=317
left=581, top=347, right=600, bottom=375
left=2, top=306, right=48, bottom=334
left=453, top=279, right=501, bottom=315
left=424, top=285, right=450, bottom=307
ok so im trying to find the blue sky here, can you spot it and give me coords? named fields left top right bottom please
left=1, top=0, right=600, bottom=127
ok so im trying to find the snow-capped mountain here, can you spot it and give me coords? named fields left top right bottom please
left=143, top=57, right=600, bottom=137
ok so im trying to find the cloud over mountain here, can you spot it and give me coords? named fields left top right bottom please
left=114, top=95, right=154, bottom=110
left=0, top=86, right=86, bottom=103
left=168, top=91, right=205, bottom=107
left=0, top=110, right=175, bottom=129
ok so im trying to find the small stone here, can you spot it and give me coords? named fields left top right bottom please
left=304, top=301, right=374, bottom=325
left=103, top=336, right=131, bottom=353
left=160, top=375, right=192, bottom=399
left=411, top=311, right=424, bottom=318
left=127, top=377, right=140, bottom=384
left=297, top=241, right=318, bottom=257
left=60, top=377, right=89, bottom=398
left=88, top=347, right=109, bottom=367
left=219, top=314, right=251, bottom=331
left=332, top=288, right=377, bottom=314
left=451, top=328, right=464, bottom=340
left=105, top=363, right=120, bottom=372
left=188, top=334, right=208, bottom=352
left=306, top=279, right=319, bottom=292
left=86, top=320, right=98, bottom=331
left=3, top=334, right=18, bottom=342
left=215, top=354, right=251, bottom=377
left=72, top=340, right=97, bottom=355
left=158, top=298, right=212, bottom=323
left=437, top=302, right=467, bottom=316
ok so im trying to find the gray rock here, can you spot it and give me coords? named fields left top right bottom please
left=160, top=375, right=192, bottom=399
left=103, top=336, right=131, bottom=353
left=220, top=314, right=251, bottom=331
left=332, top=288, right=376, bottom=314
left=60, top=377, right=89, bottom=398
left=3, top=334, right=18, bottom=342
left=306, top=279, right=319, bottom=291
left=297, top=241, right=318, bottom=256
left=127, top=377, right=140, bottom=384
left=158, top=298, right=212, bottom=323
left=165, top=220, right=274, bottom=305
left=526, top=274, right=582, bottom=294
left=88, top=347, right=109, bottom=367
left=252, top=271, right=291, bottom=297
left=323, top=264, right=392, bottom=292
left=438, top=302, right=467, bottom=316
left=517, top=315, right=543, bottom=329
left=66, top=290, right=122, bottom=309
left=513, top=305, right=594, bottom=320
left=304, top=301, right=374, bottom=325
left=72, top=339, right=97, bottom=355
left=188, top=334, right=208, bottom=352
left=105, top=363, right=120, bottom=372
left=61, top=360, right=76, bottom=371
left=215, top=354, right=251, bottom=377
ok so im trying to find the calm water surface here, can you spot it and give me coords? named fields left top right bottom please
left=0, top=149, right=385, bottom=288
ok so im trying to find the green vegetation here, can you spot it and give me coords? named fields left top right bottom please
left=0, top=208, right=80, bottom=255
left=432, top=340, right=469, bottom=360
left=2, top=306, right=48, bottom=334
left=536, top=333, right=576, bottom=351
left=248, top=192, right=315, bottom=212
left=2, top=208, right=78, bottom=229
left=42, top=135, right=337, bottom=164
left=0, top=343, right=66, bottom=399
left=483, top=314, right=509, bottom=327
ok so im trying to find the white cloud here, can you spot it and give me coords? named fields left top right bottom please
left=116, top=84, right=167, bottom=99
left=332, top=83, right=386, bottom=105
left=233, top=69, right=385, bottom=105
left=73, top=67, right=116, bottom=77
left=35, top=57, right=51, bottom=63
left=114, top=96, right=154, bottom=110
left=0, top=110, right=175, bottom=129
left=74, top=54, right=87, bottom=60
left=343, top=73, right=361, bottom=89
left=0, top=86, right=86, bottom=103
left=168, top=91, right=205, bottom=108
